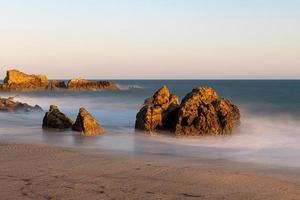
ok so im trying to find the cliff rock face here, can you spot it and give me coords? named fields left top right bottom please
left=175, top=87, right=240, bottom=136
left=42, top=105, right=73, bottom=129
left=135, top=85, right=180, bottom=132
left=0, top=69, right=48, bottom=91
left=0, top=97, right=42, bottom=112
left=72, top=107, right=103, bottom=136
left=67, top=78, right=119, bottom=90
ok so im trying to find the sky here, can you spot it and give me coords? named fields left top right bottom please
left=0, top=0, right=299, bottom=79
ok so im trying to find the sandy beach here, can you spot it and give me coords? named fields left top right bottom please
left=0, top=142, right=299, bottom=200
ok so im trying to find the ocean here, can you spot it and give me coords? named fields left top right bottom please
left=0, top=80, right=300, bottom=168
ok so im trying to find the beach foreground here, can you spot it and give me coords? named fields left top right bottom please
left=0, top=143, right=299, bottom=200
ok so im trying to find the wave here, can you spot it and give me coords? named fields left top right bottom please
left=118, top=84, right=145, bottom=91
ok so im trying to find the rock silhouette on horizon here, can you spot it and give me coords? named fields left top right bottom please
left=50, top=80, right=67, bottom=90
left=135, top=85, right=180, bottom=133
left=0, top=69, right=48, bottom=91
left=66, top=78, right=119, bottom=90
left=42, top=105, right=73, bottom=129
left=0, top=96, right=42, bottom=112
left=72, top=107, right=103, bottom=136
left=135, top=86, right=240, bottom=136
left=0, top=69, right=120, bottom=91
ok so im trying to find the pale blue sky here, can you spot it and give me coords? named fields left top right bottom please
left=0, top=0, right=299, bottom=79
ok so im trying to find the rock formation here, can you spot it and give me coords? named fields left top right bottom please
left=66, top=78, right=119, bottom=90
left=0, top=69, right=48, bottom=91
left=0, top=69, right=119, bottom=91
left=135, top=85, right=180, bottom=132
left=135, top=86, right=241, bottom=136
left=0, top=97, right=42, bottom=112
left=42, top=105, right=73, bottom=129
left=72, top=107, right=103, bottom=136
left=50, top=80, right=67, bottom=90
left=175, top=87, right=240, bottom=136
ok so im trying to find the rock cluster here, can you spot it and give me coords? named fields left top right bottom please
left=135, top=85, right=180, bottom=132
left=0, top=69, right=120, bottom=91
left=0, top=69, right=48, bottom=91
left=72, top=107, right=103, bottom=136
left=135, top=86, right=240, bottom=136
left=42, top=106, right=103, bottom=136
left=0, top=97, right=42, bottom=112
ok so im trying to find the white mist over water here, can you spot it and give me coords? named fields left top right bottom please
left=0, top=80, right=300, bottom=168
left=0, top=95, right=299, bottom=168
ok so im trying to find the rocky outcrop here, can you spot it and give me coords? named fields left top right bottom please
left=66, top=78, right=119, bottom=90
left=175, top=87, right=240, bottom=136
left=135, top=85, right=180, bottom=132
left=0, top=97, right=42, bottom=112
left=42, top=105, right=73, bottom=129
left=135, top=86, right=241, bottom=136
left=0, top=69, right=48, bottom=91
left=50, top=80, right=67, bottom=90
left=0, top=69, right=119, bottom=91
left=72, top=107, right=103, bottom=136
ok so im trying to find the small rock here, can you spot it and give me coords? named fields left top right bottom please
left=72, top=107, right=103, bottom=136
left=50, top=80, right=67, bottom=90
left=42, top=105, right=73, bottom=129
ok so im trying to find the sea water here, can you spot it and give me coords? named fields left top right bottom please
left=0, top=80, right=299, bottom=168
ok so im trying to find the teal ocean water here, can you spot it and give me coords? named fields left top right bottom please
left=0, top=80, right=299, bottom=167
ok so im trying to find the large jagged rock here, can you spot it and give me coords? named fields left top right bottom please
left=0, top=69, right=48, bottom=91
left=42, top=105, right=73, bottom=129
left=135, top=85, right=180, bottom=132
left=0, top=97, right=42, bottom=112
left=175, top=87, right=240, bottom=136
left=135, top=86, right=241, bottom=136
left=72, top=107, right=103, bottom=136
left=66, top=78, right=119, bottom=90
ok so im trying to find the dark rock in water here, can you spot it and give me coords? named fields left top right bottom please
left=0, top=69, right=48, bottom=91
left=66, top=78, right=119, bottom=90
left=50, top=80, right=67, bottom=90
left=175, top=87, right=240, bottom=136
left=42, top=105, right=73, bottom=129
left=0, top=97, right=43, bottom=112
left=72, top=107, right=103, bottom=136
left=135, top=85, right=180, bottom=132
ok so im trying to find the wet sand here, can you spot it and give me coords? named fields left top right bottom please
left=0, top=142, right=299, bottom=200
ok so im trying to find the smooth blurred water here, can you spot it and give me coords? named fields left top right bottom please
left=0, top=80, right=300, bottom=168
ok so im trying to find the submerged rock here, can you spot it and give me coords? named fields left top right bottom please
left=72, top=107, right=103, bottom=136
left=42, top=105, right=73, bottom=129
left=175, top=87, right=240, bottom=136
left=0, top=69, right=48, bottom=91
left=66, top=78, right=119, bottom=90
left=135, top=85, right=180, bottom=132
left=0, top=97, right=42, bottom=112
